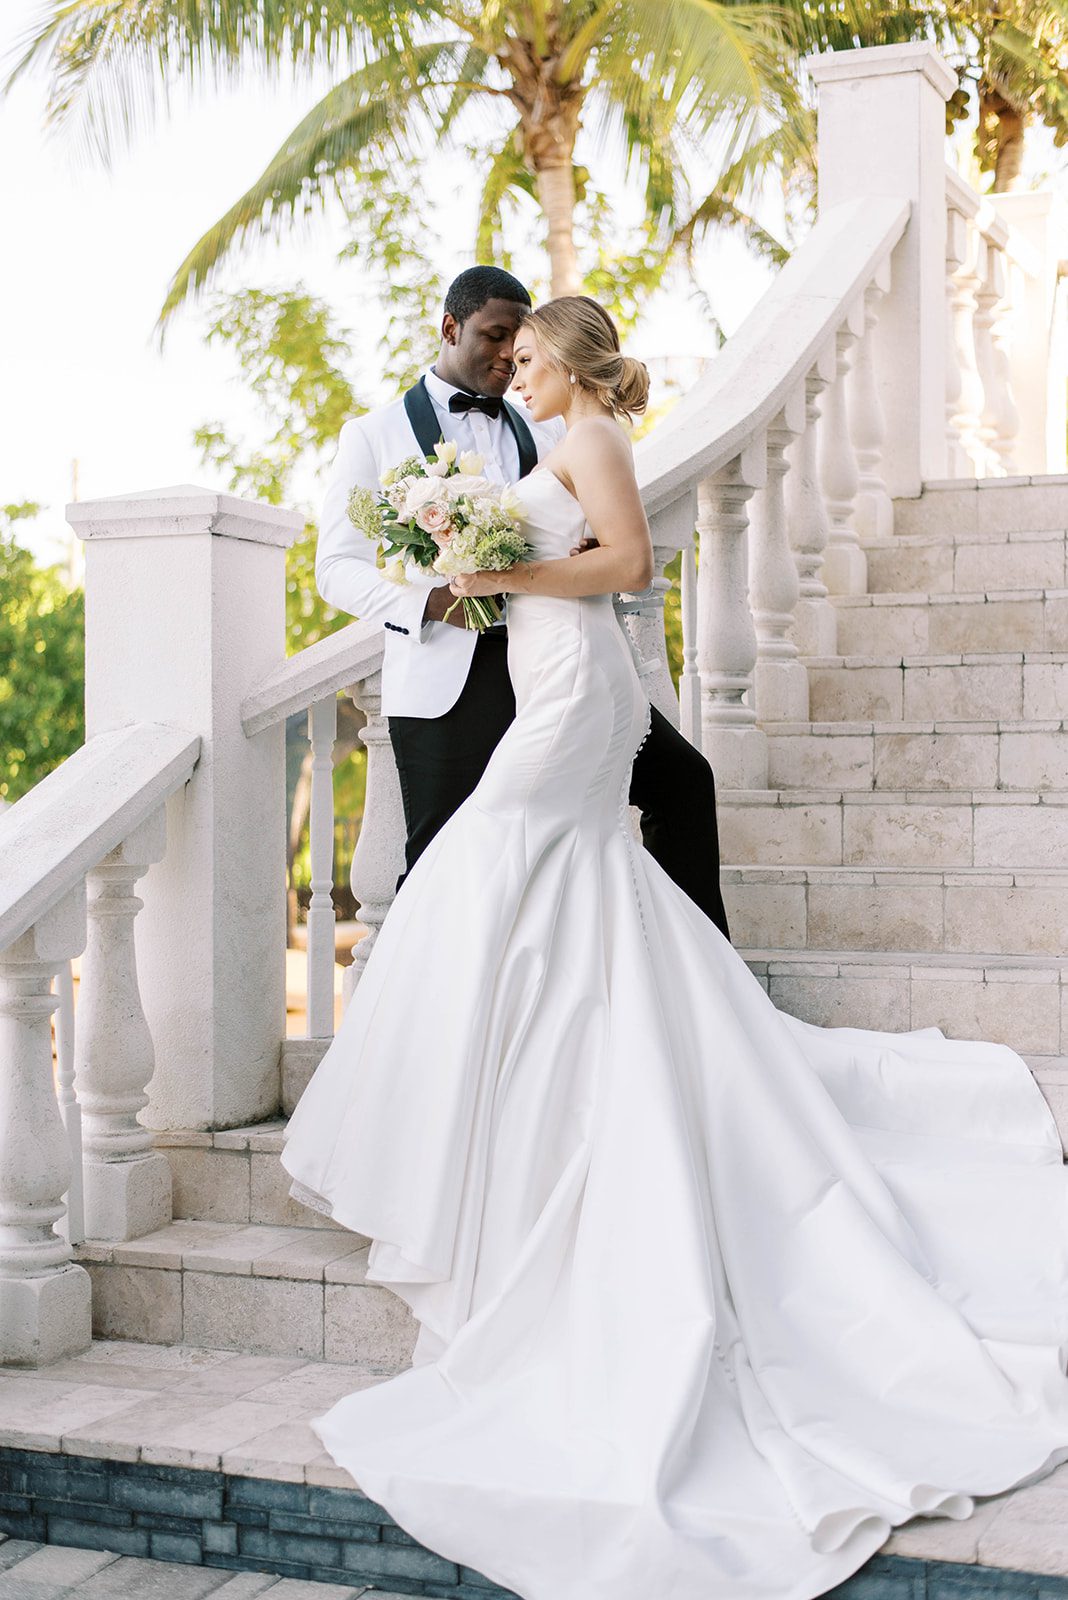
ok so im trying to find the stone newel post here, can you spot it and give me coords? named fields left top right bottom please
left=806, top=43, right=955, bottom=496
left=69, top=487, right=304, bottom=1131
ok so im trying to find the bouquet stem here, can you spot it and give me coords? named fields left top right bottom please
left=442, top=594, right=503, bottom=632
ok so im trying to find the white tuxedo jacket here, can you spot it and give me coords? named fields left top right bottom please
left=316, top=370, right=565, bottom=718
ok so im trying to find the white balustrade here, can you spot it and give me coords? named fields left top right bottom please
left=306, top=697, right=339, bottom=1038
left=679, top=545, right=700, bottom=748
left=974, top=232, right=1020, bottom=473
left=697, top=444, right=768, bottom=791
left=850, top=275, right=894, bottom=544
left=53, top=959, right=82, bottom=1247
left=0, top=887, right=93, bottom=1366
left=945, top=203, right=984, bottom=474
left=75, top=810, right=171, bottom=1242
left=787, top=366, right=838, bottom=660
left=819, top=318, right=867, bottom=596
left=750, top=394, right=808, bottom=724
left=344, top=670, right=406, bottom=1003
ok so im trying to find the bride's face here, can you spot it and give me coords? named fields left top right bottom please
left=510, top=332, right=570, bottom=421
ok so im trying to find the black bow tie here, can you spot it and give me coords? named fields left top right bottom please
left=448, top=392, right=502, bottom=419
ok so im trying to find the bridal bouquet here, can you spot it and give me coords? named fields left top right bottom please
left=347, top=441, right=532, bottom=631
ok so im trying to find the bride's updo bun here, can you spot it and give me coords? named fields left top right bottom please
left=521, top=295, right=650, bottom=421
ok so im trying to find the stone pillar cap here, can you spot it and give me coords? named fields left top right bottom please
left=804, top=42, right=956, bottom=101
left=67, top=485, right=304, bottom=548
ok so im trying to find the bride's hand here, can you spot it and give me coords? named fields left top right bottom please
left=450, top=569, right=514, bottom=598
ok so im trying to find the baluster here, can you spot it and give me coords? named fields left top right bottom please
left=345, top=669, right=406, bottom=1003
left=977, top=239, right=1020, bottom=471
left=948, top=219, right=986, bottom=474
left=306, top=696, right=338, bottom=1039
left=76, top=810, right=171, bottom=1242
left=786, top=365, right=837, bottom=659
left=642, top=489, right=699, bottom=732
left=54, top=960, right=83, bottom=1247
left=851, top=277, right=894, bottom=543
left=819, top=318, right=866, bottom=595
left=697, top=443, right=768, bottom=791
left=945, top=205, right=970, bottom=475
left=679, top=544, right=700, bottom=748
left=0, top=885, right=92, bottom=1366
left=750, top=394, right=808, bottom=724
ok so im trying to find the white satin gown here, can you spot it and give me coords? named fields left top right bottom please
left=281, top=467, right=1068, bottom=1600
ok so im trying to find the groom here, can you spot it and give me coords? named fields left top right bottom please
left=317, top=265, right=730, bottom=939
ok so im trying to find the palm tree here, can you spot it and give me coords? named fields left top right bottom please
left=947, top=0, right=1068, bottom=191
left=9, top=1, right=800, bottom=321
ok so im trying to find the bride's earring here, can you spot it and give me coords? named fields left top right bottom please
left=569, top=372, right=577, bottom=385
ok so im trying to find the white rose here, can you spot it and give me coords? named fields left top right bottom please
left=457, top=451, right=484, bottom=476
left=425, top=459, right=449, bottom=478
left=434, top=440, right=458, bottom=466
left=398, top=478, right=448, bottom=518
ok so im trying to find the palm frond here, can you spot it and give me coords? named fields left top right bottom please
left=4, top=0, right=444, bottom=160
left=156, top=39, right=474, bottom=326
left=474, top=130, right=533, bottom=261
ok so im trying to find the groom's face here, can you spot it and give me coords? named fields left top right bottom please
left=442, top=298, right=528, bottom=398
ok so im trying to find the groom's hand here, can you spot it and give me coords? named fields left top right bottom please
left=423, top=586, right=471, bottom=629
left=570, top=535, right=600, bottom=557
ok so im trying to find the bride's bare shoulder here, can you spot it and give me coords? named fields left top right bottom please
left=563, top=416, right=633, bottom=469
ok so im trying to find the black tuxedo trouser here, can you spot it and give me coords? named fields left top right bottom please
left=388, top=630, right=731, bottom=941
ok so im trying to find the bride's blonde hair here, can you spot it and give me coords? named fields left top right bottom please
left=520, top=296, right=650, bottom=422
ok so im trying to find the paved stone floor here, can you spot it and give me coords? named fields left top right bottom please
left=0, top=1539, right=414, bottom=1598
left=1, top=1341, right=1066, bottom=1580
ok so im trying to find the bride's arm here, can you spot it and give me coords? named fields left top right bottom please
left=451, top=419, right=653, bottom=600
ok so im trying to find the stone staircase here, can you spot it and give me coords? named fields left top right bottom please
left=721, top=479, right=1068, bottom=1152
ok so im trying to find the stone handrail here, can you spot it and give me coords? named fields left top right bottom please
left=0, top=721, right=200, bottom=1366
left=240, top=619, right=384, bottom=738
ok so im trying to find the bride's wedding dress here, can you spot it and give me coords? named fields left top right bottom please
left=280, top=468, right=1068, bottom=1600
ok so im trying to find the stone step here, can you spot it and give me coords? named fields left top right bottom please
left=74, top=1222, right=414, bottom=1371
left=745, top=949, right=1068, bottom=1148
left=720, top=788, right=1068, bottom=870
left=804, top=653, right=1068, bottom=722
left=765, top=719, right=1068, bottom=791
left=4, top=1340, right=1066, bottom=1596
left=832, top=588, right=1068, bottom=657
left=152, top=1122, right=344, bottom=1231
left=724, top=864, right=1068, bottom=958
left=868, top=524, right=1068, bottom=595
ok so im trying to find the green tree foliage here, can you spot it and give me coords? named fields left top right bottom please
left=0, top=504, right=85, bottom=802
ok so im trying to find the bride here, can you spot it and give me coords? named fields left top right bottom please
left=281, top=295, right=1068, bottom=1600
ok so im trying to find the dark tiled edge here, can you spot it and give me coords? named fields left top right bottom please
left=1, top=1448, right=1066, bottom=1599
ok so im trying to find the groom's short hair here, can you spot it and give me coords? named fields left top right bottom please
left=444, top=267, right=531, bottom=327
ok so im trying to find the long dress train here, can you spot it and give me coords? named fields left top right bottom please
left=280, top=468, right=1068, bottom=1600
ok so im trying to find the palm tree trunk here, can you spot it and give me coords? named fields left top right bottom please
left=535, top=161, right=582, bottom=295
left=993, top=103, right=1026, bottom=191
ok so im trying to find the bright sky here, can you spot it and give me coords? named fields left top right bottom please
left=0, top=0, right=773, bottom=579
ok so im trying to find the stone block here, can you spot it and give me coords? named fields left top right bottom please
left=166, top=1149, right=250, bottom=1224
left=807, top=883, right=944, bottom=953
left=47, top=1516, right=150, bottom=1557
left=1023, top=662, right=1068, bottom=719
left=766, top=733, right=874, bottom=791
left=222, top=1420, right=326, bottom=1483
left=147, top=1531, right=204, bottom=1564
left=228, top=1475, right=309, bottom=1512
left=974, top=804, right=1068, bottom=867
left=998, top=730, right=1068, bottom=789
left=809, top=667, right=904, bottom=722
left=1044, top=594, right=1068, bottom=650
left=722, top=883, right=807, bottom=950
left=768, top=974, right=910, bottom=1032
left=202, top=1520, right=239, bottom=1555
left=976, top=483, right=1068, bottom=534
left=719, top=803, right=843, bottom=867
left=866, top=542, right=954, bottom=594
left=874, top=731, right=997, bottom=790
left=955, top=538, right=1066, bottom=591
left=933, top=597, right=1046, bottom=654
left=183, top=1273, right=324, bottom=1361
left=0, top=1543, right=121, bottom=1587
left=323, top=1286, right=416, bottom=1371
left=836, top=604, right=928, bottom=657
left=83, top=1153, right=173, bottom=1246
left=108, top=1473, right=223, bottom=1519
left=304, top=1485, right=386, bottom=1525
left=249, top=1155, right=343, bottom=1232
left=944, top=886, right=1068, bottom=955
left=911, top=976, right=1062, bottom=1053
left=339, top=1537, right=458, bottom=1582
left=903, top=663, right=1022, bottom=722
left=84, top=1263, right=182, bottom=1346
left=843, top=803, right=973, bottom=868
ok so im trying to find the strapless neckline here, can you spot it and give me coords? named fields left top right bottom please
left=528, top=467, right=580, bottom=508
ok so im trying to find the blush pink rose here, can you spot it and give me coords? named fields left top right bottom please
left=416, top=502, right=454, bottom=541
